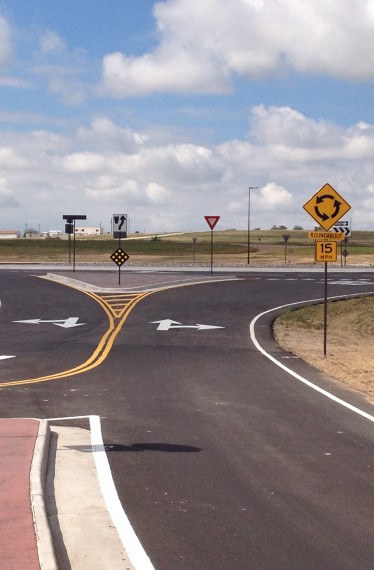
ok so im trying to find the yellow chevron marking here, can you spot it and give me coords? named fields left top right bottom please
left=88, top=292, right=150, bottom=318
left=0, top=289, right=154, bottom=387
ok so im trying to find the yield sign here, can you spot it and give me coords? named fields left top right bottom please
left=303, top=183, right=351, bottom=231
left=204, top=215, right=220, bottom=230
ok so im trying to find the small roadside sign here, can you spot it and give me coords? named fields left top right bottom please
left=303, top=183, right=351, bottom=230
left=315, top=240, right=337, bottom=262
left=113, top=214, right=128, bottom=239
left=308, top=231, right=345, bottom=241
left=204, top=215, right=220, bottom=274
left=204, top=215, right=220, bottom=230
left=110, top=248, right=129, bottom=267
left=331, top=224, right=351, bottom=237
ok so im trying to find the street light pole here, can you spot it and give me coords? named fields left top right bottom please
left=247, top=186, right=258, bottom=264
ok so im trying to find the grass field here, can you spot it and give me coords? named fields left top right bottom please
left=0, top=229, right=373, bottom=265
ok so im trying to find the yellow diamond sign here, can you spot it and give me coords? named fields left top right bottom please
left=303, top=183, right=351, bottom=231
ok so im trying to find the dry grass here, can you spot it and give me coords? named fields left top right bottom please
left=274, top=297, right=374, bottom=403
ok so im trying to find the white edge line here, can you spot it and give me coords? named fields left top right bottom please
left=249, top=293, right=374, bottom=423
left=47, top=414, right=155, bottom=569
left=89, top=414, right=155, bottom=570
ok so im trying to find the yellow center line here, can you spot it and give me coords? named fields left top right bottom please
left=0, top=290, right=153, bottom=387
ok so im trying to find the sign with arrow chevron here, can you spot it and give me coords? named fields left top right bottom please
left=303, top=183, right=351, bottom=231
left=331, top=221, right=351, bottom=237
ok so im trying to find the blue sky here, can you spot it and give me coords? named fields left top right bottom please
left=0, top=0, right=373, bottom=233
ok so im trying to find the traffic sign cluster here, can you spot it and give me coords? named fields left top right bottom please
left=303, top=183, right=351, bottom=264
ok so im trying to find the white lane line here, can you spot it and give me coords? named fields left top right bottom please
left=48, top=415, right=155, bottom=569
left=249, top=294, right=374, bottom=424
left=89, top=415, right=155, bottom=570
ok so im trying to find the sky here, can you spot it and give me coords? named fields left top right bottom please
left=0, top=0, right=373, bottom=234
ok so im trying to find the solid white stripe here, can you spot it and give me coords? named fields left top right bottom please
left=249, top=294, right=374, bottom=423
left=89, top=415, right=155, bottom=570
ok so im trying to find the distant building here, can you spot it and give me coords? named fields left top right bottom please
left=47, top=230, right=62, bottom=238
left=74, top=226, right=103, bottom=236
left=0, top=230, right=20, bottom=239
left=25, top=232, right=42, bottom=239
left=31, top=231, right=62, bottom=239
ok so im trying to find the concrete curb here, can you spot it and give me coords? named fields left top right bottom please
left=30, top=419, right=59, bottom=570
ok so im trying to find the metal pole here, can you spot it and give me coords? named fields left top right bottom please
left=118, top=236, right=121, bottom=285
left=210, top=229, right=213, bottom=275
left=73, top=220, right=76, bottom=272
left=68, top=230, right=71, bottom=264
left=247, top=186, right=258, bottom=264
left=323, top=261, right=328, bottom=356
left=344, top=237, right=348, bottom=267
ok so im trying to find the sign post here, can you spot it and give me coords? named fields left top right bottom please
left=303, top=183, right=351, bottom=355
left=111, top=213, right=129, bottom=284
left=282, top=234, right=290, bottom=264
left=62, top=214, right=87, bottom=271
left=204, top=216, right=220, bottom=275
left=110, top=247, right=129, bottom=285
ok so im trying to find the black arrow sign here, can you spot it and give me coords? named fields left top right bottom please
left=331, top=199, right=342, bottom=219
left=314, top=194, right=343, bottom=222
left=314, top=206, right=329, bottom=221
left=316, top=194, right=334, bottom=203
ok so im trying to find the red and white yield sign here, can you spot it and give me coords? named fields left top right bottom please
left=204, top=215, right=220, bottom=230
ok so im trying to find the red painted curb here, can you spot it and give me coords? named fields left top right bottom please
left=0, top=418, right=40, bottom=570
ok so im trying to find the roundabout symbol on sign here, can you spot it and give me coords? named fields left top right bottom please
left=303, top=183, right=351, bottom=231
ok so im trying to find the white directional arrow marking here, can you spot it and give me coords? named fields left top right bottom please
left=151, top=319, right=225, bottom=331
left=13, top=317, right=86, bottom=328
left=0, top=355, right=15, bottom=361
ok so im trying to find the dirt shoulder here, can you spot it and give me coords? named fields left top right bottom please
left=273, top=297, right=374, bottom=404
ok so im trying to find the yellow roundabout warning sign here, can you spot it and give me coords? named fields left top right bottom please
left=303, top=183, right=351, bottom=230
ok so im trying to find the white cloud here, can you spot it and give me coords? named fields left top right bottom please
left=30, top=29, right=89, bottom=106
left=40, top=31, right=65, bottom=54
left=0, top=76, right=30, bottom=88
left=100, top=0, right=374, bottom=97
left=48, top=76, right=87, bottom=106
left=77, top=117, right=148, bottom=152
left=254, top=183, right=293, bottom=211
left=0, top=106, right=373, bottom=232
left=146, top=182, right=170, bottom=204
left=0, top=177, right=19, bottom=207
left=0, top=147, right=29, bottom=170
left=100, top=49, right=230, bottom=97
left=250, top=105, right=342, bottom=148
left=59, top=152, right=106, bottom=173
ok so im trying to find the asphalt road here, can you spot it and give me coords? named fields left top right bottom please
left=0, top=269, right=373, bottom=569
